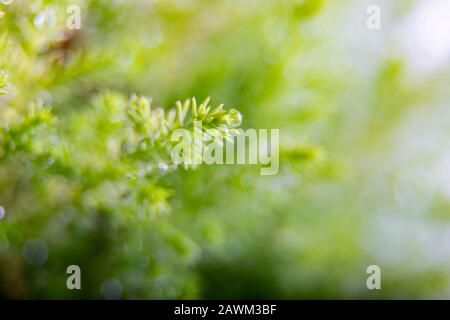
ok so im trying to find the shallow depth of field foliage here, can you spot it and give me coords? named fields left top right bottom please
left=1, top=0, right=450, bottom=299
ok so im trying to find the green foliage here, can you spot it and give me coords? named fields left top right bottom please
left=1, top=101, right=53, bottom=154
left=0, top=71, right=7, bottom=95
left=1, top=0, right=449, bottom=300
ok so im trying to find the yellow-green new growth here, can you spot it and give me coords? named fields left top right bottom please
left=93, top=92, right=243, bottom=173
left=124, top=95, right=242, bottom=164
left=128, top=95, right=242, bottom=138
left=0, top=71, right=7, bottom=95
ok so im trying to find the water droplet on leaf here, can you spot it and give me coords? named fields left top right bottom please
left=23, top=239, right=49, bottom=267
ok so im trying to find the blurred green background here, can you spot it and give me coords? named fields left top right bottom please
left=1, top=0, right=450, bottom=299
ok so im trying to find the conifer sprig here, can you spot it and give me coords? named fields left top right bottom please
left=0, top=102, right=54, bottom=159
left=126, top=94, right=242, bottom=142
left=98, top=93, right=243, bottom=170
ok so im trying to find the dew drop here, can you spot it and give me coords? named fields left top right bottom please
left=23, top=239, right=49, bottom=267
left=158, top=162, right=168, bottom=172
left=34, top=12, right=46, bottom=28
left=100, top=279, right=123, bottom=300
